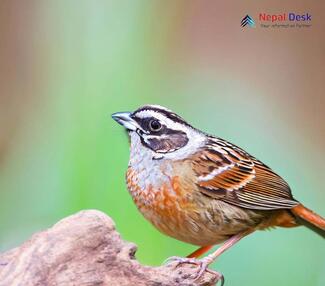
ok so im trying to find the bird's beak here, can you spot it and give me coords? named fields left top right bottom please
left=111, top=112, right=139, bottom=131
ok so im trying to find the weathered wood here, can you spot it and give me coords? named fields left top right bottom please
left=0, top=210, right=219, bottom=286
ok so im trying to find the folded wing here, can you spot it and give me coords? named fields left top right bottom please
left=192, top=138, right=298, bottom=210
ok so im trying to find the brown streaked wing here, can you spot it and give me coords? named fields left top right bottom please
left=193, top=139, right=298, bottom=210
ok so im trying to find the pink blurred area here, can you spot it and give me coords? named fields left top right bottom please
left=0, top=2, right=45, bottom=162
left=161, top=1, right=325, bottom=147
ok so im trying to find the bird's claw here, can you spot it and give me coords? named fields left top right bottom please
left=164, top=256, right=224, bottom=285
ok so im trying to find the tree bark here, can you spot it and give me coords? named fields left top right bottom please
left=0, top=210, right=219, bottom=286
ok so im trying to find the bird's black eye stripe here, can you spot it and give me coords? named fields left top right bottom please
left=131, top=116, right=165, bottom=133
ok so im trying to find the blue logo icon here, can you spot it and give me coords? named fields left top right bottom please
left=241, top=15, right=255, bottom=27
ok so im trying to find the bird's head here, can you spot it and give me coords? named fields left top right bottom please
left=112, top=105, right=205, bottom=160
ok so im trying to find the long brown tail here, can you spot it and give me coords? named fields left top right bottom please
left=291, top=204, right=325, bottom=238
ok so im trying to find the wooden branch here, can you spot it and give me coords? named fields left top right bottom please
left=0, top=210, right=219, bottom=286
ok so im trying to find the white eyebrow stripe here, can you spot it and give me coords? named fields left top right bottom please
left=198, top=164, right=235, bottom=182
left=135, top=110, right=189, bottom=133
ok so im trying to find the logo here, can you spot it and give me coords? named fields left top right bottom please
left=241, top=13, right=312, bottom=29
left=241, top=15, right=255, bottom=27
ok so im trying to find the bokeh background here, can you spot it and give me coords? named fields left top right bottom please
left=0, top=1, right=324, bottom=285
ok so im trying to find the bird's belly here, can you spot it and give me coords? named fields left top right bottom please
left=127, top=168, right=255, bottom=246
left=139, top=203, right=233, bottom=246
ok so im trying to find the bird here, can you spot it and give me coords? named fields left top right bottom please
left=112, top=104, right=325, bottom=284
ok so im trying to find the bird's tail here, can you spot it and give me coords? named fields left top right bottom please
left=291, top=204, right=325, bottom=238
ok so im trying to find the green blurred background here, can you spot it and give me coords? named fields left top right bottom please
left=0, top=1, right=324, bottom=285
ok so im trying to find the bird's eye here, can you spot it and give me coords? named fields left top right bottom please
left=149, top=119, right=162, bottom=131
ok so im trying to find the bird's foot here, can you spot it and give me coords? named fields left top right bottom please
left=164, top=256, right=224, bottom=285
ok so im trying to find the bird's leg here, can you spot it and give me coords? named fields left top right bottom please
left=166, top=230, right=252, bottom=282
left=187, top=245, right=213, bottom=258
left=197, top=230, right=251, bottom=274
